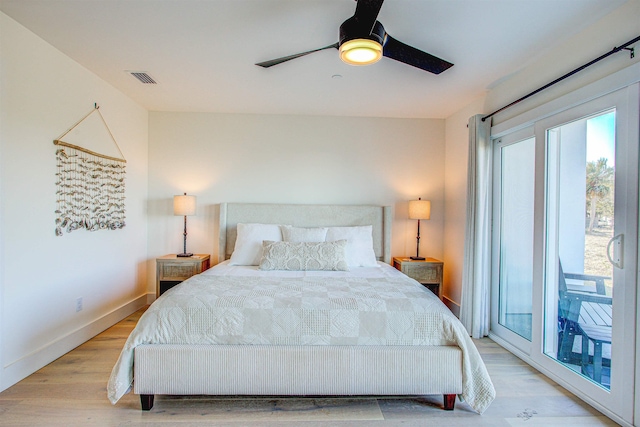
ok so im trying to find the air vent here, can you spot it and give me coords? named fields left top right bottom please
left=128, top=72, right=157, bottom=84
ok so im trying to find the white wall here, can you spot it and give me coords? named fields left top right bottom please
left=147, top=112, right=445, bottom=290
left=0, top=13, right=149, bottom=390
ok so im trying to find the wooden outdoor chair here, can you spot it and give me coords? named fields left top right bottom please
left=557, top=261, right=611, bottom=380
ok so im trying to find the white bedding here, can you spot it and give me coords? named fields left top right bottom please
left=107, top=262, right=495, bottom=413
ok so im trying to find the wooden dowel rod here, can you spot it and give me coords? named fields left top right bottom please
left=53, top=140, right=127, bottom=163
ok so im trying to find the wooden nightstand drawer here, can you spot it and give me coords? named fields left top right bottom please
left=401, top=263, right=442, bottom=284
left=159, top=262, right=199, bottom=281
left=393, top=257, right=443, bottom=299
left=156, top=254, right=210, bottom=297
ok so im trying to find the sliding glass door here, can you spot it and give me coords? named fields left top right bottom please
left=491, top=84, right=639, bottom=423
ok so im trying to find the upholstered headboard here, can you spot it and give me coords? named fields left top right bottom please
left=218, top=203, right=392, bottom=264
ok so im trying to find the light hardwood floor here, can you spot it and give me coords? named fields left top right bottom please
left=0, top=307, right=618, bottom=426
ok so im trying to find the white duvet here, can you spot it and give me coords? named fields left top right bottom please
left=107, top=262, right=495, bottom=413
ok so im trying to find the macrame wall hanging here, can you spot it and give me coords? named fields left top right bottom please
left=54, top=105, right=126, bottom=236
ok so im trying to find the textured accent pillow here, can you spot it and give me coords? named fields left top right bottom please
left=281, top=225, right=328, bottom=242
left=259, top=240, right=349, bottom=271
left=325, top=225, right=378, bottom=267
left=229, top=223, right=283, bottom=266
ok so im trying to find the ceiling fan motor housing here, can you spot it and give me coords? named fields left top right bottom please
left=339, top=17, right=385, bottom=46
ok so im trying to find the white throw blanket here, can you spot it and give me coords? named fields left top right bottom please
left=108, top=268, right=495, bottom=413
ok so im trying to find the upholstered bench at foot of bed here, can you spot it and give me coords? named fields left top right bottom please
left=133, top=344, right=463, bottom=411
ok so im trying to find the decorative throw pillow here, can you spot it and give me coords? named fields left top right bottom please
left=281, top=225, right=328, bottom=242
left=259, top=240, right=349, bottom=271
left=229, top=223, right=283, bottom=266
left=325, top=225, right=378, bottom=267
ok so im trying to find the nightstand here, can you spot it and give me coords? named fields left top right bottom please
left=156, top=254, right=210, bottom=297
left=393, top=257, right=443, bottom=298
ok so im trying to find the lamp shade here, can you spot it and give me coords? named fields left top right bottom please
left=173, top=194, right=196, bottom=216
left=409, top=199, right=431, bottom=220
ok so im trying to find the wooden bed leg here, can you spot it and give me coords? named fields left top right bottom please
left=443, top=394, right=456, bottom=410
left=140, top=394, right=154, bottom=411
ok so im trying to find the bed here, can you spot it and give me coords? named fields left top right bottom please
left=107, top=203, right=495, bottom=414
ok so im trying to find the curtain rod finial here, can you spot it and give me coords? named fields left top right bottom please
left=623, top=47, right=635, bottom=59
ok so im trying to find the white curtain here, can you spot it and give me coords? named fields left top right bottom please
left=460, top=114, right=493, bottom=338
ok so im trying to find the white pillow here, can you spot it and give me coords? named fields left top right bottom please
left=229, top=223, right=283, bottom=266
left=259, top=240, right=349, bottom=271
left=281, top=225, right=328, bottom=242
left=325, top=225, right=378, bottom=267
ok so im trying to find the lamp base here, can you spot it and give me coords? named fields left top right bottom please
left=410, top=256, right=425, bottom=261
left=177, top=253, right=193, bottom=258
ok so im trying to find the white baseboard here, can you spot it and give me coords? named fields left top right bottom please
left=147, top=292, right=156, bottom=304
left=442, top=295, right=460, bottom=318
left=1, top=294, right=148, bottom=391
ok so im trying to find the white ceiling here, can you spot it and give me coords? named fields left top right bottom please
left=0, top=0, right=628, bottom=119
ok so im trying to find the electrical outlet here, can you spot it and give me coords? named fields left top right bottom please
left=76, top=297, right=83, bottom=312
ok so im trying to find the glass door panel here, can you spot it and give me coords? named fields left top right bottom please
left=497, top=138, right=535, bottom=341
left=543, top=110, right=615, bottom=389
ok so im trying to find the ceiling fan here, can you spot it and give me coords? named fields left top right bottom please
left=256, top=0, right=453, bottom=74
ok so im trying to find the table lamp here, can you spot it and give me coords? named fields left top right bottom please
left=408, top=198, right=431, bottom=260
left=174, top=192, right=196, bottom=257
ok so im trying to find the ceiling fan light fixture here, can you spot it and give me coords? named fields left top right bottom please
left=339, top=38, right=383, bottom=66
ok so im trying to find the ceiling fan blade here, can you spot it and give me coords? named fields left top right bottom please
left=353, top=0, right=384, bottom=34
left=383, top=35, right=453, bottom=74
left=256, top=43, right=339, bottom=68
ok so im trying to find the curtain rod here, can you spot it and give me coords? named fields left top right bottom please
left=481, top=35, right=640, bottom=122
